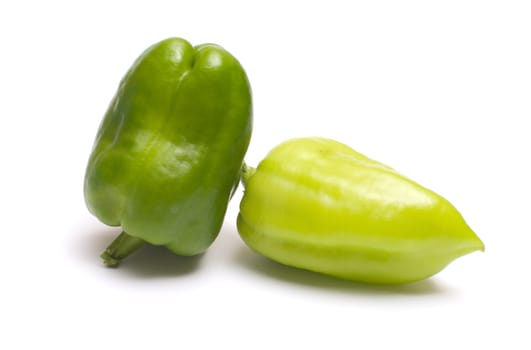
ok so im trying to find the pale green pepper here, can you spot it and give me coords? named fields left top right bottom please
left=237, top=137, right=484, bottom=284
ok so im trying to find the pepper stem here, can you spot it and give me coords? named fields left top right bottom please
left=241, top=162, right=256, bottom=188
left=100, top=231, right=145, bottom=267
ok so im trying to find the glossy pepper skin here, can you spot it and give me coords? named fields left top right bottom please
left=84, top=38, right=252, bottom=266
left=237, top=137, right=483, bottom=284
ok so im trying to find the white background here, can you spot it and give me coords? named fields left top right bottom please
left=1, top=1, right=530, bottom=349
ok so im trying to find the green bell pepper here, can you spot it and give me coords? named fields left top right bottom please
left=237, top=137, right=484, bottom=284
left=84, top=37, right=252, bottom=266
